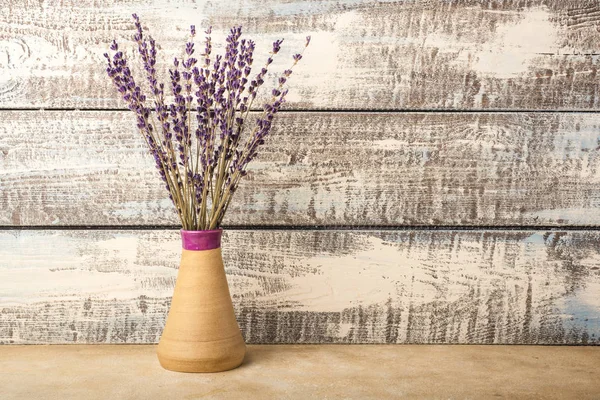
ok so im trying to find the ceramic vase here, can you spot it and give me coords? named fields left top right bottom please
left=157, top=229, right=246, bottom=372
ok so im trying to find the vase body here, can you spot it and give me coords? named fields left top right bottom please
left=157, top=229, right=246, bottom=373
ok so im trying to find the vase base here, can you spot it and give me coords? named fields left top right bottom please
left=157, top=335, right=246, bottom=373
left=158, top=357, right=245, bottom=373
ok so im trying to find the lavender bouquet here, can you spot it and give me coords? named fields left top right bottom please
left=104, top=15, right=309, bottom=230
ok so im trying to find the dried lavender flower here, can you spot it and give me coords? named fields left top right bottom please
left=104, top=15, right=309, bottom=230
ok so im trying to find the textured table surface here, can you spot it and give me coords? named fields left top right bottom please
left=0, top=345, right=598, bottom=399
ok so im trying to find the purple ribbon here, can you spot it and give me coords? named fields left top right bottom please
left=181, top=229, right=222, bottom=251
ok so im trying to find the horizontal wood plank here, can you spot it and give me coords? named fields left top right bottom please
left=0, top=229, right=599, bottom=344
left=2, top=110, right=600, bottom=226
left=1, top=1, right=599, bottom=109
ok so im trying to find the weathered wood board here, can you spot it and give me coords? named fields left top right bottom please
left=1, top=0, right=600, bottom=348
left=0, top=229, right=598, bottom=344
left=2, top=110, right=600, bottom=226
left=1, top=1, right=599, bottom=109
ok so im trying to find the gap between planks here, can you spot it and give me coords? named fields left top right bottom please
left=2, top=108, right=600, bottom=114
left=3, top=225, right=600, bottom=231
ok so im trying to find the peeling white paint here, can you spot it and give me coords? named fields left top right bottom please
left=469, top=8, right=562, bottom=78
left=0, top=232, right=179, bottom=305
left=524, top=209, right=600, bottom=225
left=259, top=233, right=561, bottom=321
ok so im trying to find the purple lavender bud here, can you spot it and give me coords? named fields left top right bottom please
left=306, top=36, right=311, bottom=46
left=190, top=25, right=196, bottom=36
left=293, top=53, right=302, bottom=62
left=272, top=89, right=281, bottom=97
left=186, top=58, right=197, bottom=68
left=278, top=77, right=286, bottom=85
left=272, top=39, right=283, bottom=54
left=110, top=40, right=118, bottom=51
left=186, top=42, right=194, bottom=56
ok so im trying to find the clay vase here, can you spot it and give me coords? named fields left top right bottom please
left=157, top=229, right=246, bottom=373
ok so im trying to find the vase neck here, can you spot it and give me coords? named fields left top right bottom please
left=181, top=229, right=222, bottom=251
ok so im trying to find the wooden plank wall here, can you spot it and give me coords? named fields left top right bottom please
left=0, top=0, right=599, bottom=344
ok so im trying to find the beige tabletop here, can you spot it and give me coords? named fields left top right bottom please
left=0, top=345, right=598, bottom=399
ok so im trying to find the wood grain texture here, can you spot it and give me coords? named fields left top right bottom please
left=1, top=1, right=599, bottom=109
left=0, top=229, right=598, bottom=344
left=2, top=110, right=600, bottom=226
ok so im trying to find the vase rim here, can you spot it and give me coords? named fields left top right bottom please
left=180, top=228, right=223, bottom=233
left=180, top=229, right=222, bottom=251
